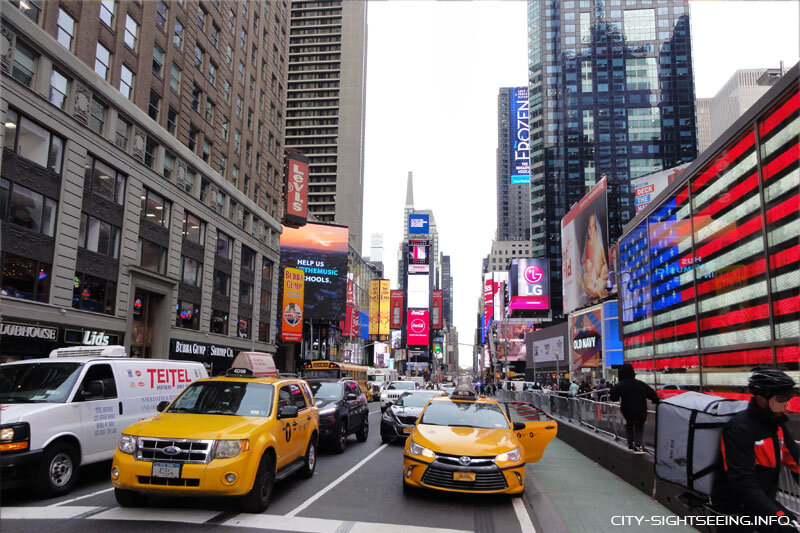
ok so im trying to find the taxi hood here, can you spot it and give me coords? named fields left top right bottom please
left=123, top=413, right=268, bottom=440
left=414, top=424, right=518, bottom=456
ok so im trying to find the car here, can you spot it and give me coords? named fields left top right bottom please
left=110, top=353, right=318, bottom=513
left=402, top=386, right=558, bottom=496
left=306, top=379, right=369, bottom=453
left=380, top=381, right=418, bottom=411
left=380, top=390, right=446, bottom=444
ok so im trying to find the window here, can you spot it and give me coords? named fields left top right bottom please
left=240, top=30, right=247, bottom=51
left=138, top=238, right=167, bottom=274
left=226, top=44, right=233, bottom=67
left=261, top=257, right=272, bottom=280
left=223, top=79, right=231, bottom=102
left=208, top=62, right=217, bottom=85
left=152, top=44, right=165, bottom=77
left=182, top=212, right=205, bottom=245
left=88, top=97, right=107, bottom=135
left=258, top=320, right=269, bottom=343
left=163, top=152, right=174, bottom=180
left=214, top=191, right=224, bottom=214
left=239, top=281, right=253, bottom=306
left=13, top=0, right=42, bottom=22
left=202, top=139, right=211, bottom=163
left=197, top=5, right=207, bottom=28
left=1, top=253, right=51, bottom=302
left=173, top=21, right=184, bottom=49
left=238, top=61, right=244, bottom=83
left=99, top=0, right=115, bottom=27
left=191, top=84, right=202, bottom=111
left=2, top=180, right=57, bottom=237
left=78, top=213, right=120, bottom=258
left=200, top=178, right=210, bottom=203
left=233, top=131, right=240, bottom=153
left=140, top=189, right=170, bottom=227
left=176, top=301, right=201, bottom=330
left=624, top=9, right=656, bottom=41
left=184, top=168, right=195, bottom=193
left=232, top=165, right=239, bottom=186
left=218, top=154, right=227, bottom=176
left=228, top=7, right=235, bottom=30
left=167, top=107, right=178, bottom=135
left=210, top=24, right=219, bottom=47
left=241, top=246, right=255, bottom=271
left=205, top=100, right=215, bottom=123
left=115, top=118, right=130, bottom=150
left=245, top=142, right=251, bottom=165
left=144, top=136, right=157, bottom=168
left=119, top=65, right=134, bottom=100
left=49, top=69, right=68, bottom=110
left=181, top=256, right=203, bottom=286
left=12, top=41, right=36, bottom=87
left=213, top=269, right=230, bottom=296
left=170, top=63, right=181, bottom=93
left=148, top=90, right=161, bottom=121
left=124, top=15, right=139, bottom=51
left=72, top=273, right=116, bottom=315
left=210, top=309, right=228, bottom=335
left=188, top=124, right=198, bottom=152
left=83, top=155, right=126, bottom=204
left=155, top=1, right=168, bottom=31
left=194, top=44, right=204, bottom=70
left=57, top=9, right=76, bottom=50
left=236, top=97, right=242, bottom=118
left=221, top=120, right=229, bottom=141
left=237, top=316, right=250, bottom=339
left=247, top=108, right=253, bottom=130
left=216, top=232, right=232, bottom=259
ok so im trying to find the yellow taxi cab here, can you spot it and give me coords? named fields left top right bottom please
left=402, top=386, right=557, bottom=496
left=110, top=353, right=318, bottom=513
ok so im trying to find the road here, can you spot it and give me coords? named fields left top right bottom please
left=1, top=407, right=691, bottom=532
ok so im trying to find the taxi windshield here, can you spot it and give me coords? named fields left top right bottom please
left=396, top=392, right=439, bottom=408
left=310, top=381, right=342, bottom=399
left=166, top=381, right=274, bottom=417
left=420, top=401, right=510, bottom=429
left=0, top=362, right=82, bottom=403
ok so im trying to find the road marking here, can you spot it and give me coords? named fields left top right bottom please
left=2, top=506, right=101, bottom=519
left=512, top=497, right=537, bottom=533
left=223, top=514, right=471, bottom=533
left=369, top=409, right=381, bottom=415
left=89, top=507, right=222, bottom=523
left=48, top=487, right=114, bottom=507
left=285, top=444, right=388, bottom=517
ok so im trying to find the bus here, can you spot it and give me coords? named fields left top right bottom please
left=367, top=367, right=398, bottom=400
left=302, top=360, right=371, bottom=401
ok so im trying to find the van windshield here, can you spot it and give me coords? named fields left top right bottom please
left=388, top=382, right=415, bottom=390
left=0, top=363, right=83, bottom=403
left=166, top=381, right=274, bottom=417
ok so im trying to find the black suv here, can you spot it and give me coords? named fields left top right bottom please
left=307, top=379, right=369, bottom=453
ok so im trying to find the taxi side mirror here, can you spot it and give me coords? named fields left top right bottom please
left=278, top=405, right=299, bottom=419
left=513, top=422, right=526, bottom=431
left=156, top=401, right=169, bottom=412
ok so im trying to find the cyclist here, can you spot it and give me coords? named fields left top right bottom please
left=712, top=370, right=800, bottom=532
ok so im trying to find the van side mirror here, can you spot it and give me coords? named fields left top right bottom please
left=278, top=405, right=299, bottom=419
left=513, top=422, right=526, bottom=431
left=157, top=401, right=170, bottom=412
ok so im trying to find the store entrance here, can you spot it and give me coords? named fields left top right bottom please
left=130, top=290, right=159, bottom=358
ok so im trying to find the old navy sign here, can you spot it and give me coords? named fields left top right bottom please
left=509, top=87, right=530, bottom=184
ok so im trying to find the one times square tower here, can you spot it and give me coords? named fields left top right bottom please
left=527, top=0, right=698, bottom=318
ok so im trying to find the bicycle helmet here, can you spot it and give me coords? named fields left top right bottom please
left=748, top=369, right=796, bottom=397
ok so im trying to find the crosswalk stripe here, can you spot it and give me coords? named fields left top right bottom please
left=223, top=514, right=472, bottom=533
left=88, top=507, right=223, bottom=523
left=1, top=506, right=101, bottom=519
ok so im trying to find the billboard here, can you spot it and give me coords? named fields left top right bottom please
left=369, top=279, right=380, bottom=339
left=632, top=163, right=689, bottom=213
left=571, top=306, right=603, bottom=369
left=509, top=258, right=550, bottom=311
left=497, top=321, right=535, bottom=362
left=509, top=87, right=530, bottom=184
left=602, top=300, right=623, bottom=366
left=407, top=274, right=429, bottom=309
left=408, top=240, right=429, bottom=273
left=561, top=177, right=609, bottom=314
left=280, top=223, right=349, bottom=321
left=407, top=309, right=430, bottom=346
left=483, top=275, right=494, bottom=334
left=378, top=279, right=390, bottom=340
left=531, top=335, right=566, bottom=365
left=283, top=152, right=309, bottom=227
left=280, top=267, right=304, bottom=342
left=390, top=290, right=403, bottom=329
left=359, top=311, right=369, bottom=340
left=408, top=214, right=430, bottom=234
left=343, top=304, right=360, bottom=337
left=492, top=271, right=508, bottom=321
left=432, top=290, right=443, bottom=330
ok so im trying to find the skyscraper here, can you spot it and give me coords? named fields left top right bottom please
left=285, top=0, right=368, bottom=251
left=527, top=0, right=697, bottom=317
left=497, top=87, right=531, bottom=241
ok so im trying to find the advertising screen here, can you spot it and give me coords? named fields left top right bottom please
left=531, top=336, right=566, bottom=365
left=561, top=177, right=610, bottom=314
left=571, top=306, right=602, bottom=369
left=432, top=290, right=443, bottom=329
left=632, top=163, right=689, bottom=213
left=407, top=309, right=430, bottom=346
left=602, top=301, right=623, bottom=366
left=359, top=311, right=369, bottom=340
left=280, top=267, right=304, bottom=342
left=283, top=152, right=309, bottom=227
left=390, top=290, right=403, bottom=329
left=483, top=275, right=494, bottom=334
left=509, top=258, right=550, bottom=311
left=497, top=321, right=535, bottom=362
left=407, top=274, right=429, bottom=309
left=280, top=223, right=349, bottom=321
left=408, top=214, right=430, bottom=234
left=492, top=271, right=508, bottom=321
left=509, top=87, right=530, bottom=184
left=369, top=279, right=380, bottom=340
left=378, top=279, right=390, bottom=340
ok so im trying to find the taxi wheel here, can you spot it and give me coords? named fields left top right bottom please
left=333, top=422, right=347, bottom=454
left=115, top=488, right=148, bottom=507
left=36, top=442, right=79, bottom=497
left=241, top=453, right=275, bottom=513
left=355, top=418, right=369, bottom=442
left=298, top=439, right=316, bottom=479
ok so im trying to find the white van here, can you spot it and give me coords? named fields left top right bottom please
left=0, top=345, right=207, bottom=496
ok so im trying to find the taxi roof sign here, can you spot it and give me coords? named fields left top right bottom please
left=450, top=385, right=477, bottom=401
left=228, top=352, right=278, bottom=378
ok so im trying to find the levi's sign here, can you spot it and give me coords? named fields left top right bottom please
left=284, top=152, right=310, bottom=227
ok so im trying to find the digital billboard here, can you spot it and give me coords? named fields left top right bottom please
left=632, top=163, right=689, bottom=213
left=390, top=290, right=403, bottom=329
left=602, top=301, right=623, bottom=366
left=407, top=274, right=429, bottom=309
left=407, top=309, right=430, bottom=346
left=561, top=177, right=610, bottom=314
left=280, top=267, right=304, bottom=342
left=283, top=152, right=309, bottom=228
left=509, top=258, right=550, bottom=311
left=280, top=223, right=348, bottom=321
left=509, top=87, right=530, bottom=184
left=378, top=279, right=390, bottom=340
left=492, top=271, right=508, bottom=322
left=432, top=290, right=443, bottom=330
left=408, top=240, right=430, bottom=275
left=369, top=279, right=380, bottom=340
left=408, top=214, right=430, bottom=234
left=497, top=321, right=535, bottom=362
left=571, top=306, right=602, bottom=369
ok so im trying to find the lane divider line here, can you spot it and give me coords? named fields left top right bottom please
left=48, top=487, right=114, bottom=507
left=512, top=497, right=537, bottom=533
left=285, top=444, right=388, bottom=517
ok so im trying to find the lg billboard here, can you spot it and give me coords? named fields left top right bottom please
left=509, top=258, right=550, bottom=311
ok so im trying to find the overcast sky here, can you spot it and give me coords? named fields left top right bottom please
left=360, top=1, right=800, bottom=368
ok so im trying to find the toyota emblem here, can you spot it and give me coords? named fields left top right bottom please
left=162, top=445, right=182, bottom=456
left=459, top=456, right=472, bottom=466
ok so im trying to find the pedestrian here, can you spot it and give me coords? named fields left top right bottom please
left=579, top=380, right=592, bottom=395
left=569, top=381, right=579, bottom=396
left=522, top=383, right=528, bottom=392
left=711, top=370, right=799, bottom=532
left=609, top=363, right=659, bottom=453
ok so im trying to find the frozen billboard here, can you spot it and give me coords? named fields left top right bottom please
left=561, top=177, right=610, bottom=314
left=509, top=87, right=530, bottom=184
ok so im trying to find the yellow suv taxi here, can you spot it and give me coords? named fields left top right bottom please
left=110, top=353, right=318, bottom=513
left=402, top=387, right=556, bottom=496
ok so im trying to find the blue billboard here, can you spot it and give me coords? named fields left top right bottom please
left=408, top=214, right=430, bottom=234
left=360, top=311, right=369, bottom=340
left=603, top=301, right=623, bottom=366
left=509, top=87, right=530, bottom=184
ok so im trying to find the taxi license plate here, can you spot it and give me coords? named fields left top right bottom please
left=403, top=427, right=412, bottom=434
left=151, top=462, right=181, bottom=479
left=453, top=472, right=476, bottom=482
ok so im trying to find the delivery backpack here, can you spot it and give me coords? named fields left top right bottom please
left=655, top=392, right=748, bottom=495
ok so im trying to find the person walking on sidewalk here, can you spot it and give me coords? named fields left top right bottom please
left=610, top=363, right=659, bottom=453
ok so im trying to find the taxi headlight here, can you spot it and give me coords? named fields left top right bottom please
left=214, top=439, right=250, bottom=459
left=118, top=434, right=137, bottom=455
left=408, top=439, right=435, bottom=459
left=495, top=447, right=521, bottom=463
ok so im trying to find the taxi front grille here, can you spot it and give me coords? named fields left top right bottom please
left=421, top=467, right=508, bottom=491
left=434, top=453, right=495, bottom=467
left=136, top=438, right=214, bottom=464
left=138, top=476, right=200, bottom=487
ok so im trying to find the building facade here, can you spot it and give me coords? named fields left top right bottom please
left=695, top=97, right=711, bottom=153
left=485, top=240, right=532, bottom=273
left=285, top=0, right=367, bottom=252
left=497, top=87, right=530, bottom=241
left=1, top=0, right=290, bottom=372
left=527, top=0, right=698, bottom=318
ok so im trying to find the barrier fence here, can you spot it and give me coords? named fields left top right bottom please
left=496, top=388, right=800, bottom=515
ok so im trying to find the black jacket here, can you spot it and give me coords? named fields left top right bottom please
left=711, top=399, right=800, bottom=519
left=609, top=364, right=659, bottom=420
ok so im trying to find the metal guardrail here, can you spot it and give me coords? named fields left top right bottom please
left=496, top=389, right=800, bottom=515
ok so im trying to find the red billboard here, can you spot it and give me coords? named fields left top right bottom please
left=432, top=290, right=443, bottom=330
left=342, top=305, right=360, bottom=337
left=390, top=290, right=403, bottom=329
left=407, top=309, right=429, bottom=346
left=284, top=151, right=309, bottom=227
